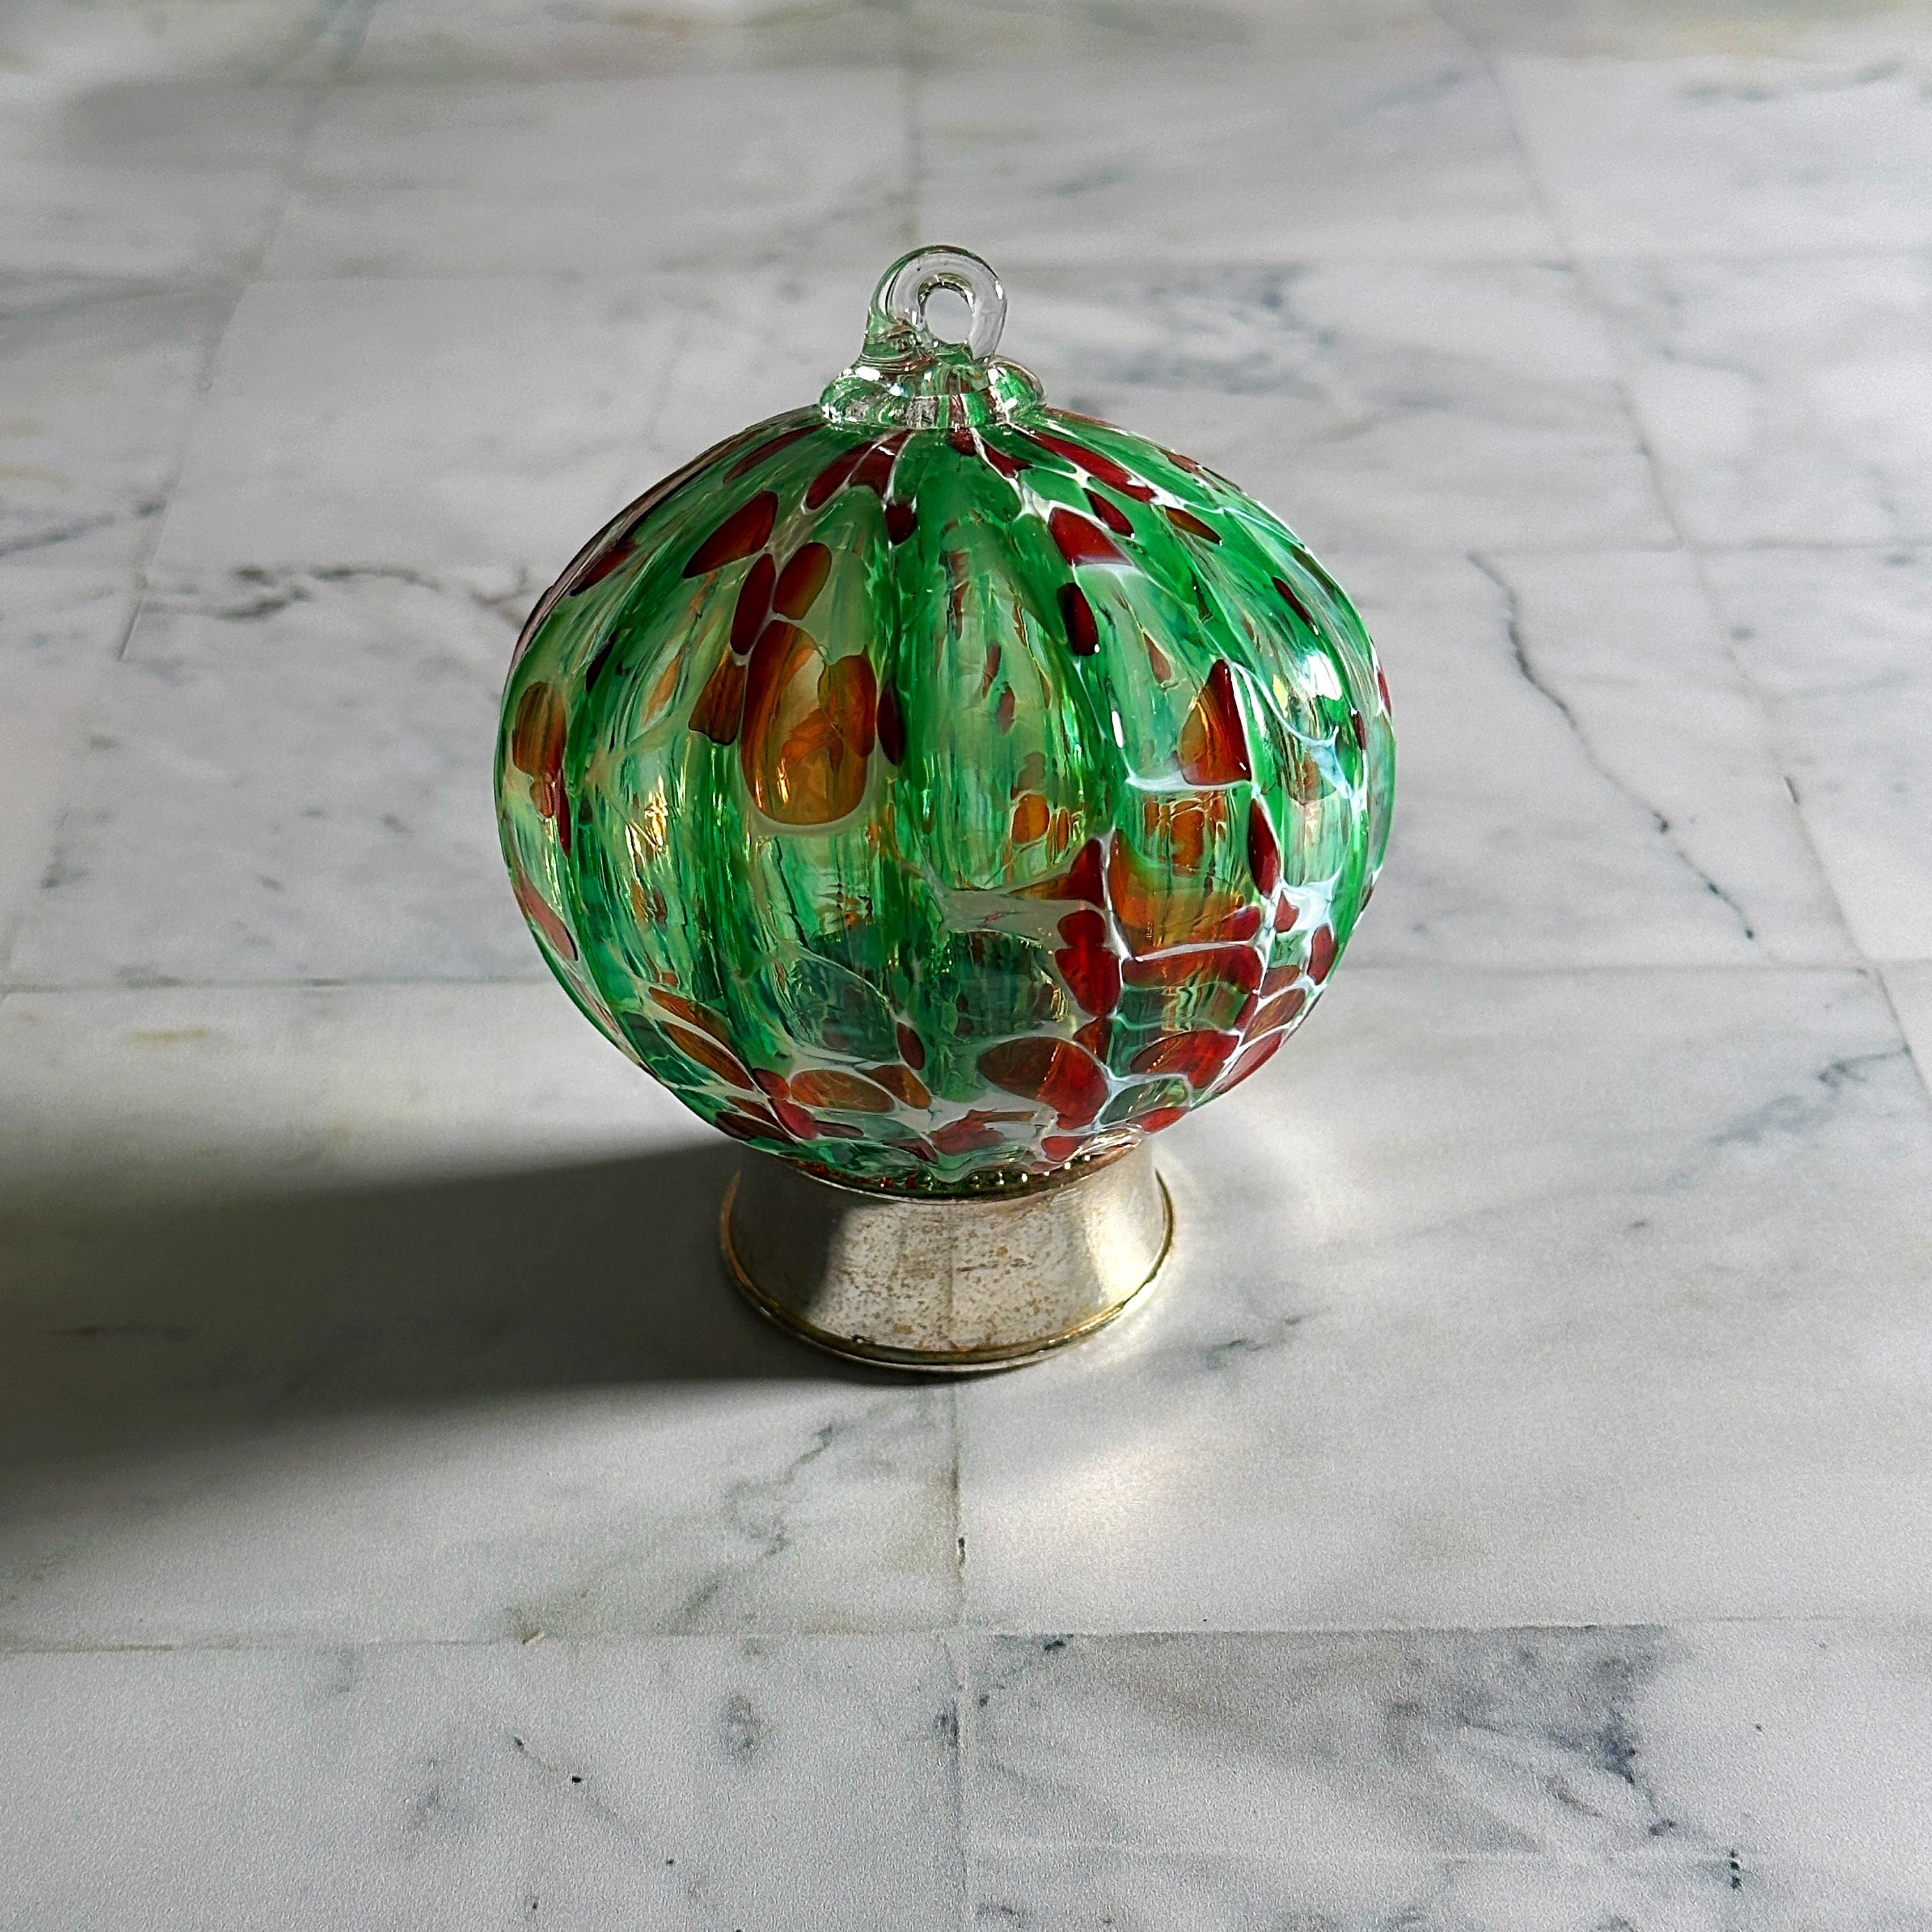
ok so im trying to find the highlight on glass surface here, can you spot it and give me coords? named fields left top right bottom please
left=497, top=245, right=1395, bottom=1198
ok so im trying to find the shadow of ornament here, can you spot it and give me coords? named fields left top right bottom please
left=496, top=245, right=1395, bottom=1369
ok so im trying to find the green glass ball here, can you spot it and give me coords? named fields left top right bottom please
left=497, top=249, right=1394, bottom=1195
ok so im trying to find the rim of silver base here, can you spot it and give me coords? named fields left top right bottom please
left=717, top=1170, right=1174, bottom=1374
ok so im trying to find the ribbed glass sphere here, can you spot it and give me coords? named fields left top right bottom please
left=497, top=247, right=1394, bottom=1195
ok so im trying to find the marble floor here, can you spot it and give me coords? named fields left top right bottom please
left=4, top=0, right=1932, bottom=1924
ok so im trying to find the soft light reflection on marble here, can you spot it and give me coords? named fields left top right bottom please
left=5, top=0, right=1932, bottom=1917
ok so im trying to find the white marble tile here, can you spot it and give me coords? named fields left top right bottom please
left=0, top=1637, right=963, bottom=1929
left=1447, top=0, right=1932, bottom=61
left=353, top=0, right=907, bottom=80
left=1591, top=252, right=1932, bottom=549
left=0, top=992, right=958, bottom=1643
left=267, top=71, right=909, bottom=279
left=0, top=0, right=342, bottom=89
left=148, top=274, right=811, bottom=574
left=915, top=33, right=1558, bottom=268
left=0, top=982, right=689, bottom=1206
left=1338, top=548, right=1849, bottom=967
left=6, top=565, right=542, bottom=986
left=1701, top=546, right=1932, bottom=960
left=1884, top=962, right=1932, bottom=1092
left=1503, top=49, right=1932, bottom=256
left=958, top=963, right=1932, bottom=1630
left=963, top=1624, right=1932, bottom=1927
left=994, top=262, right=1675, bottom=555
left=0, top=80, right=311, bottom=282
left=0, top=284, right=226, bottom=565
left=0, top=571, right=131, bottom=964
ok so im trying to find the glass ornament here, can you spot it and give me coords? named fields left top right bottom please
left=496, top=248, right=1393, bottom=1361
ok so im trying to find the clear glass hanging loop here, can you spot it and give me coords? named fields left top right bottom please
left=876, top=245, right=1006, bottom=362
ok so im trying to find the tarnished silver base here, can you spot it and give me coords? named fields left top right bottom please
left=720, top=1145, right=1172, bottom=1372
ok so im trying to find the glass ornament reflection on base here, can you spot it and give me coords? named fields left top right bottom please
left=496, top=246, right=1395, bottom=1370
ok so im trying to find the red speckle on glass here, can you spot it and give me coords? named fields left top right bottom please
left=884, top=502, right=917, bottom=546
left=1057, top=583, right=1100, bottom=656
left=751, top=1068, right=790, bottom=1098
left=1271, top=576, right=1314, bottom=627
left=995, top=686, right=1016, bottom=733
left=771, top=1096, right=820, bottom=1139
left=1250, top=985, right=1307, bottom=1034
left=804, top=443, right=868, bottom=509
left=725, top=422, right=816, bottom=481
left=512, top=868, right=576, bottom=960
left=730, top=554, right=776, bottom=656
left=896, top=1021, right=926, bottom=1070
left=1048, top=507, right=1126, bottom=567
left=848, top=431, right=910, bottom=498
left=1163, top=505, right=1220, bottom=543
left=1247, top=800, right=1281, bottom=896
left=1217, top=1029, right=1284, bottom=1095
left=1041, top=1134, right=1088, bottom=1163
left=1178, top=661, right=1252, bottom=785
left=1309, top=925, right=1337, bottom=982
left=931, top=1114, right=1008, bottom=1156
left=1074, top=1015, right=1112, bottom=1061
left=664, top=1023, right=757, bottom=1091
left=570, top=541, right=635, bottom=595
left=1376, top=666, right=1392, bottom=714
left=772, top=542, right=831, bottom=619
left=1136, top=1105, right=1188, bottom=1133
left=1027, top=429, right=1138, bottom=493
left=1349, top=709, right=1367, bottom=750
left=1130, top=1029, right=1238, bottom=1089
left=876, top=681, right=906, bottom=764
left=1120, top=945, right=1262, bottom=994
left=977, top=1036, right=1110, bottom=1130
left=1055, top=908, right=1122, bottom=1016
left=1144, top=631, right=1173, bottom=682
left=1065, top=839, right=1107, bottom=908
left=1273, top=896, right=1299, bottom=932
left=714, top=1108, right=786, bottom=1144
left=1085, top=489, right=1134, bottom=537
left=682, top=492, right=778, bottom=577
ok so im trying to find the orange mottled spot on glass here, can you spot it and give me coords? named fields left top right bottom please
left=790, top=1068, right=896, bottom=1113
left=1011, top=792, right=1050, bottom=844
left=691, top=653, right=747, bottom=744
left=512, top=868, right=576, bottom=960
left=664, top=1022, right=756, bottom=1091
left=862, top=1062, right=931, bottom=1109
left=1179, top=661, right=1250, bottom=786
left=510, top=680, right=567, bottom=817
